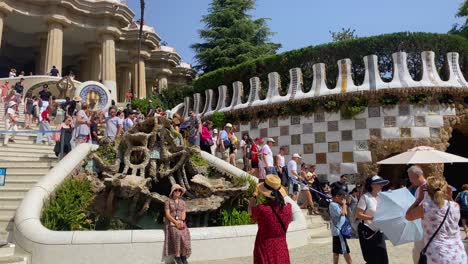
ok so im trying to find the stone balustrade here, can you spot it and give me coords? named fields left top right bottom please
left=174, top=51, right=468, bottom=116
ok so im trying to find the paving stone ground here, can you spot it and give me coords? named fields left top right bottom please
left=193, top=238, right=414, bottom=264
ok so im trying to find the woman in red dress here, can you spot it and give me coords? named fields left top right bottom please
left=249, top=174, right=293, bottom=264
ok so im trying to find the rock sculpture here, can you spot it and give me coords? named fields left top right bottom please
left=87, top=117, right=251, bottom=227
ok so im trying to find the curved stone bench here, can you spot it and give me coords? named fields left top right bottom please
left=13, top=144, right=308, bottom=264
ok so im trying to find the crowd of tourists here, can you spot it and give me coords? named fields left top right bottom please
left=183, top=111, right=467, bottom=264
left=1, top=83, right=467, bottom=263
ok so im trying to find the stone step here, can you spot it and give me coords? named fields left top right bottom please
left=0, top=135, right=38, bottom=141
left=3, top=179, right=37, bottom=189
left=0, top=143, right=54, bottom=150
left=0, top=161, right=56, bottom=168
left=0, top=139, right=36, bottom=145
left=4, top=168, right=49, bottom=175
left=0, top=207, right=16, bottom=220
left=0, top=188, right=29, bottom=197
left=0, top=244, right=15, bottom=258
left=0, top=152, right=56, bottom=159
left=0, top=156, right=56, bottom=162
left=0, top=197, right=24, bottom=207
left=0, top=217, right=14, bottom=232
left=0, top=255, right=28, bottom=264
left=0, top=148, right=55, bottom=154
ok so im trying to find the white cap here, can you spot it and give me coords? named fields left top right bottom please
left=266, top=137, right=275, bottom=143
left=213, top=128, right=218, bottom=134
left=292, top=153, right=302, bottom=159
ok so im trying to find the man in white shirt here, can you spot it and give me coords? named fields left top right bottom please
left=105, top=108, right=123, bottom=138
left=287, top=153, right=302, bottom=201
left=406, top=165, right=427, bottom=264
left=261, top=138, right=276, bottom=175
left=4, top=101, right=18, bottom=145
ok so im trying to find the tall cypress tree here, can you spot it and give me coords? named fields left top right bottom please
left=191, top=0, right=281, bottom=73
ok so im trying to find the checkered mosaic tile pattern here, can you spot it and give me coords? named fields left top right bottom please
left=236, top=104, right=456, bottom=181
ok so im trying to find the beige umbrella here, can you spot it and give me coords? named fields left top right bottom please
left=377, top=146, right=468, bottom=164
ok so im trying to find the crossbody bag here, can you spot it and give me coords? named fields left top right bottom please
left=269, top=204, right=287, bottom=234
left=418, top=202, right=450, bottom=264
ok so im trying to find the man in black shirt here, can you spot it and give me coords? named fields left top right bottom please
left=14, top=78, right=25, bottom=95
left=90, top=116, right=100, bottom=144
left=123, top=104, right=132, bottom=118
left=331, top=174, right=349, bottom=193
left=38, top=84, right=52, bottom=102
left=147, top=100, right=154, bottom=117
left=50, top=66, right=59, bottom=77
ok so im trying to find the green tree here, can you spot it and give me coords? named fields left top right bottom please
left=329, top=27, right=358, bottom=42
left=450, top=1, right=468, bottom=38
left=191, top=0, right=281, bottom=73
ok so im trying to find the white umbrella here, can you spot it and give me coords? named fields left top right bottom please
left=373, top=188, right=423, bottom=246
left=377, top=146, right=468, bottom=164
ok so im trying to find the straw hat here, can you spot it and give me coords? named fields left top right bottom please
left=169, top=184, right=186, bottom=197
left=73, top=95, right=82, bottom=102
left=225, top=123, right=233, bottom=128
left=255, top=174, right=287, bottom=199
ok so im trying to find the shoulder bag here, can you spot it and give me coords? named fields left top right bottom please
left=418, top=202, right=451, bottom=264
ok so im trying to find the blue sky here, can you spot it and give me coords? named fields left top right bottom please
left=127, top=0, right=464, bottom=66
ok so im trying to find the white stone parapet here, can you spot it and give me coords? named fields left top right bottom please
left=13, top=144, right=308, bottom=264
left=201, top=89, right=214, bottom=116
left=192, top=93, right=202, bottom=115
left=189, top=51, right=468, bottom=117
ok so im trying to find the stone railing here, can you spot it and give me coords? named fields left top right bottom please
left=13, top=144, right=307, bottom=264
left=174, top=51, right=468, bottom=119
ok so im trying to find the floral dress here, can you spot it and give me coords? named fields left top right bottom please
left=163, top=199, right=191, bottom=257
left=422, top=200, right=467, bottom=264
left=251, top=201, right=292, bottom=264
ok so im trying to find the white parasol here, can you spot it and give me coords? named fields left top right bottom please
left=377, top=146, right=468, bottom=164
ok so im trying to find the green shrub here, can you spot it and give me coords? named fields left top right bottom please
left=320, top=99, right=342, bottom=112
left=438, top=93, right=454, bottom=104
left=159, top=84, right=195, bottom=110
left=408, top=94, right=432, bottom=106
left=232, top=175, right=257, bottom=198
left=378, top=93, right=400, bottom=107
left=219, top=208, right=251, bottom=226
left=342, top=96, right=368, bottom=119
left=193, top=32, right=468, bottom=95
left=42, top=177, right=94, bottom=231
left=211, top=112, right=226, bottom=129
left=190, top=153, right=208, bottom=167
left=95, top=143, right=117, bottom=164
left=131, top=95, right=167, bottom=114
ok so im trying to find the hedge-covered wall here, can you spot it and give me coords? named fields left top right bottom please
left=192, top=32, right=468, bottom=99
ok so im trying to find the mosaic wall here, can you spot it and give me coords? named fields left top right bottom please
left=233, top=104, right=457, bottom=183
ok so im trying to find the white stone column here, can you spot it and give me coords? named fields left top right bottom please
left=39, top=36, right=47, bottom=75
left=44, top=21, right=64, bottom=74
left=0, top=12, right=5, bottom=49
left=101, top=33, right=117, bottom=102
left=119, top=65, right=132, bottom=102
left=88, top=44, right=102, bottom=81
left=158, top=76, right=168, bottom=91
left=133, top=57, right=147, bottom=99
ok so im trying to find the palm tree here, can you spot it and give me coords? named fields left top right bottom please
left=137, top=0, right=145, bottom=98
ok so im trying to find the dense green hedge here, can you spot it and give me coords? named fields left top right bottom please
left=192, top=32, right=468, bottom=98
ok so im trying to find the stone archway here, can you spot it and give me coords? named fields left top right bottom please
left=443, top=113, right=468, bottom=191
left=377, top=153, right=410, bottom=190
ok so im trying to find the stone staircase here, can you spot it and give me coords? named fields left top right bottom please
left=302, top=209, right=331, bottom=245
left=0, top=103, right=57, bottom=263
